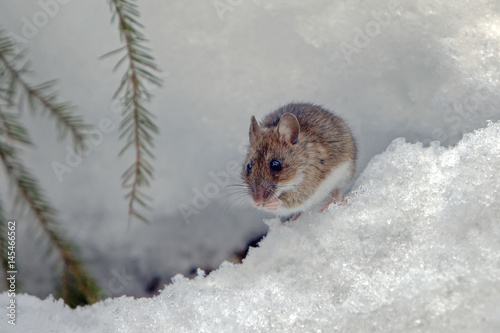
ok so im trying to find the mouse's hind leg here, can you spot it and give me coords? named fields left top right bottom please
left=320, top=188, right=345, bottom=212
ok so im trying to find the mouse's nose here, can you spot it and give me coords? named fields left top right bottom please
left=252, top=182, right=275, bottom=205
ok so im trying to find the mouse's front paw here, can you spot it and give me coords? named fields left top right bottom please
left=263, top=197, right=282, bottom=211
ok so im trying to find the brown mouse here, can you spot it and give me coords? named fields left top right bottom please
left=241, top=103, right=356, bottom=220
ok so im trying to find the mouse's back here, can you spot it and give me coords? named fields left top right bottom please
left=260, top=103, right=356, bottom=164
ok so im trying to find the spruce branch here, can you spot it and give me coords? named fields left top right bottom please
left=106, top=0, right=162, bottom=223
left=0, top=30, right=88, bottom=149
left=0, top=141, right=100, bottom=307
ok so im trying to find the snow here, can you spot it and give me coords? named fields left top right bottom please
left=2, top=121, right=500, bottom=332
left=0, top=0, right=500, bottom=327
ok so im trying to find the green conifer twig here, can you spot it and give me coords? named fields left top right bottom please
left=0, top=141, right=100, bottom=307
left=0, top=29, right=99, bottom=307
left=0, top=30, right=88, bottom=149
left=106, top=0, right=162, bottom=223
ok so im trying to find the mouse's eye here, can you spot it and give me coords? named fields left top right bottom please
left=269, top=159, right=282, bottom=172
left=246, top=162, right=253, bottom=174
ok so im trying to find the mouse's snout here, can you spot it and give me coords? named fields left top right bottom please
left=249, top=181, right=280, bottom=210
left=252, top=181, right=274, bottom=202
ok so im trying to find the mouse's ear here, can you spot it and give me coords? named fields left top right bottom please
left=278, top=113, right=300, bottom=145
left=249, top=116, right=260, bottom=145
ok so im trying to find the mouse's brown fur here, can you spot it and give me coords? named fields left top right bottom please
left=242, top=103, right=356, bottom=215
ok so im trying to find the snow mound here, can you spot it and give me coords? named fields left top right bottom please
left=2, top=122, right=500, bottom=332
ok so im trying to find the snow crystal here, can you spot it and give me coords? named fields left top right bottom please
left=2, top=121, right=499, bottom=332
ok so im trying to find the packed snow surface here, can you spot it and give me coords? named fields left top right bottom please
left=1, top=0, right=500, bottom=299
left=2, top=121, right=499, bottom=332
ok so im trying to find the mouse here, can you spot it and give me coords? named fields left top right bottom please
left=241, top=103, right=357, bottom=220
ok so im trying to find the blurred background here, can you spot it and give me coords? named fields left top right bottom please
left=0, top=0, right=499, bottom=299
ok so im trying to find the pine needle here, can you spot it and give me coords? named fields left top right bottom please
left=0, top=106, right=33, bottom=146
